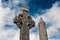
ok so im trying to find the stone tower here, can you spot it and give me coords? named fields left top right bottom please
left=13, top=7, right=35, bottom=40
left=38, top=17, right=48, bottom=40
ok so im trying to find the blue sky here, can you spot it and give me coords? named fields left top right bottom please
left=0, top=0, right=60, bottom=40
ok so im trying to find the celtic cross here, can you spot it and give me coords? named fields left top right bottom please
left=13, top=7, right=35, bottom=40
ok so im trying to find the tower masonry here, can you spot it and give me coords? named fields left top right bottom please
left=38, top=17, right=48, bottom=40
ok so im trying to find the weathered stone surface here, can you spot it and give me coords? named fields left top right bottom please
left=13, top=7, right=35, bottom=40
left=38, top=17, right=48, bottom=40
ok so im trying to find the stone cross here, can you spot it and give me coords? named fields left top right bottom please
left=13, top=7, right=35, bottom=40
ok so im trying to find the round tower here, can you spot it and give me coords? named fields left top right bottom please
left=38, top=17, right=48, bottom=40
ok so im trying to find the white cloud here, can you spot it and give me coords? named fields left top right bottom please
left=0, top=0, right=19, bottom=40
left=43, top=2, right=60, bottom=38
left=0, top=0, right=11, bottom=29
left=30, top=33, right=39, bottom=40
left=0, top=29, right=20, bottom=40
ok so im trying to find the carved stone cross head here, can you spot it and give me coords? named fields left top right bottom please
left=13, top=7, right=35, bottom=29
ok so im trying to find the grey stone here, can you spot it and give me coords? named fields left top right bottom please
left=13, top=7, right=35, bottom=40
left=38, top=17, right=48, bottom=40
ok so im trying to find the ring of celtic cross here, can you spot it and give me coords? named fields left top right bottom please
left=13, top=13, right=35, bottom=29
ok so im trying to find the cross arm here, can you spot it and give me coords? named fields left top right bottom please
left=27, top=19, right=35, bottom=29
left=13, top=16, right=18, bottom=24
left=13, top=14, right=23, bottom=29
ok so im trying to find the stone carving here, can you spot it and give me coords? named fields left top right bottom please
left=13, top=7, right=35, bottom=40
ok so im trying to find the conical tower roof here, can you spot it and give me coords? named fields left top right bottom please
left=39, top=17, right=45, bottom=23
